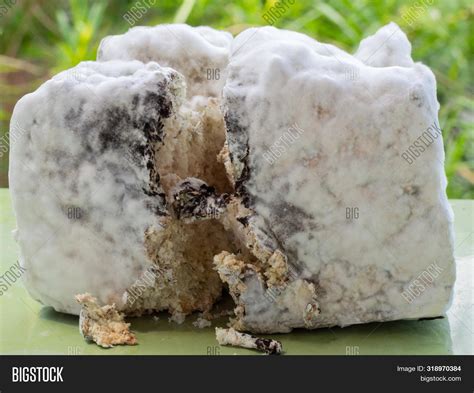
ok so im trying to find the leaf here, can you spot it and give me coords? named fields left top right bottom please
left=174, top=0, right=197, bottom=24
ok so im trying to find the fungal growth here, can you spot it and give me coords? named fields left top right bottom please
left=9, top=24, right=455, bottom=344
left=94, top=24, right=320, bottom=332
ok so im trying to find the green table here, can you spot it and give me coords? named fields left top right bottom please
left=1, top=189, right=472, bottom=355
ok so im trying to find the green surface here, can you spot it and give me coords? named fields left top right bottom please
left=1, top=0, right=473, bottom=198
left=0, top=188, right=472, bottom=355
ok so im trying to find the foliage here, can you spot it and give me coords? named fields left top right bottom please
left=0, top=0, right=472, bottom=198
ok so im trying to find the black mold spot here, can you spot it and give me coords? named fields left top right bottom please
left=143, top=85, right=172, bottom=119
left=64, top=100, right=85, bottom=127
left=98, top=107, right=132, bottom=152
left=254, top=338, right=281, bottom=355
left=171, top=179, right=228, bottom=220
left=224, top=105, right=252, bottom=208
left=409, top=90, right=424, bottom=108
left=236, top=216, right=249, bottom=226
left=131, top=94, right=139, bottom=111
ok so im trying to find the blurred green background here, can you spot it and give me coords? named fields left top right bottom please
left=0, top=0, right=472, bottom=197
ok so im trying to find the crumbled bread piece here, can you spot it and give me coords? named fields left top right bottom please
left=193, top=317, right=212, bottom=328
left=168, top=312, right=186, bottom=324
left=215, top=327, right=282, bottom=355
left=75, top=293, right=137, bottom=348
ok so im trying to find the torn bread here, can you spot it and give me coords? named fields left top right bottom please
left=10, top=23, right=455, bottom=336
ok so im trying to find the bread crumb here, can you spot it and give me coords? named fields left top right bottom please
left=193, top=317, right=212, bottom=328
left=75, top=293, right=137, bottom=348
left=215, top=327, right=282, bottom=355
left=169, top=312, right=186, bottom=324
